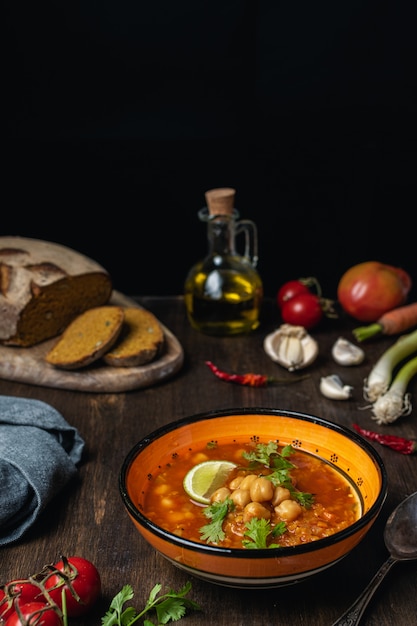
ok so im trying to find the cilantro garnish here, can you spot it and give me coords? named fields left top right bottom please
left=291, top=488, right=315, bottom=508
left=200, top=498, right=234, bottom=543
left=101, top=582, right=200, bottom=626
left=242, top=518, right=287, bottom=549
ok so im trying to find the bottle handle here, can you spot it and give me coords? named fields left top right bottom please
left=235, top=219, right=259, bottom=268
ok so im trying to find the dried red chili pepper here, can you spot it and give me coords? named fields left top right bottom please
left=205, top=361, right=308, bottom=387
left=353, top=423, right=416, bottom=455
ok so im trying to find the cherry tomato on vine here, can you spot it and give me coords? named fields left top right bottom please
left=1, top=583, right=44, bottom=622
left=281, top=293, right=323, bottom=329
left=5, top=602, right=62, bottom=626
left=276, top=280, right=311, bottom=309
left=43, top=556, right=101, bottom=617
left=6, top=580, right=43, bottom=605
left=0, top=588, right=14, bottom=622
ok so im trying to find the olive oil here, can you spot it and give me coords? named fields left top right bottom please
left=184, top=267, right=263, bottom=335
left=184, top=188, right=263, bottom=336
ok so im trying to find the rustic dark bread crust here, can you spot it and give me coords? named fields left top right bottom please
left=0, top=236, right=113, bottom=347
left=103, top=307, right=165, bottom=367
left=45, top=306, right=125, bottom=369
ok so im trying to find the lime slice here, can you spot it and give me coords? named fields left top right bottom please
left=183, top=460, right=237, bottom=505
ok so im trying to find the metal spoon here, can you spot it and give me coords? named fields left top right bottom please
left=332, top=491, right=417, bottom=626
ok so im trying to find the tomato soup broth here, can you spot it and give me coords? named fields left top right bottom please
left=143, top=439, right=361, bottom=550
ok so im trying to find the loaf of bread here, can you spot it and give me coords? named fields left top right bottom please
left=0, top=236, right=113, bottom=347
left=103, top=307, right=165, bottom=367
left=45, top=306, right=125, bottom=369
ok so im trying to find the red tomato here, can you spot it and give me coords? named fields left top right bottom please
left=1, top=587, right=14, bottom=621
left=281, top=293, right=323, bottom=329
left=6, top=580, right=43, bottom=604
left=337, top=261, right=412, bottom=322
left=5, top=602, right=62, bottom=626
left=1, top=583, right=44, bottom=622
left=43, top=556, right=101, bottom=617
left=276, top=280, right=310, bottom=309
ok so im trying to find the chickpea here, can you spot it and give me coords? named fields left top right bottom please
left=229, top=488, right=252, bottom=508
left=243, top=501, right=271, bottom=523
left=153, top=483, right=171, bottom=496
left=160, top=497, right=176, bottom=509
left=229, top=476, right=244, bottom=490
left=238, top=474, right=257, bottom=490
left=191, top=452, right=209, bottom=465
left=271, top=486, right=291, bottom=507
left=274, top=499, right=302, bottom=522
left=210, top=487, right=231, bottom=503
left=249, top=476, right=274, bottom=503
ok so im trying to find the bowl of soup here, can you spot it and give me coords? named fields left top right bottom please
left=119, top=408, right=387, bottom=588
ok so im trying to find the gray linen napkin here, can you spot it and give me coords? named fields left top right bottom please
left=0, top=395, right=85, bottom=546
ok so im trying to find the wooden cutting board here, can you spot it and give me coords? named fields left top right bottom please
left=0, top=291, right=184, bottom=393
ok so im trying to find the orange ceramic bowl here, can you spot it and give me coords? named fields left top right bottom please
left=119, top=408, right=387, bottom=588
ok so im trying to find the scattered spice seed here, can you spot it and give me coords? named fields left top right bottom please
left=205, top=360, right=309, bottom=387
left=353, top=423, right=416, bottom=455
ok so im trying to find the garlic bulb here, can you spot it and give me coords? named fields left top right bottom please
left=320, top=375, right=353, bottom=400
left=332, top=337, right=365, bottom=366
left=263, top=324, right=319, bottom=372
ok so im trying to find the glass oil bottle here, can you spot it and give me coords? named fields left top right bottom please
left=184, top=187, right=263, bottom=335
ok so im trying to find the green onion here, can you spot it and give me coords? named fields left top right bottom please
left=371, top=354, right=417, bottom=424
left=363, top=329, right=417, bottom=402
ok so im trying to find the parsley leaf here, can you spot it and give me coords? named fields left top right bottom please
left=243, top=441, right=281, bottom=466
left=292, top=489, right=315, bottom=508
left=101, top=585, right=136, bottom=625
left=242, top=518, right=287, bottom=549
left=101, top=582, right=200, bottom=626
left=200, top=498, right=234, bottom=543
left=271, top=520, right=287, bottom=538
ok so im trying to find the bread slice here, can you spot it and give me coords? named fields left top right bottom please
left=0, top=236, right=113, bottom=347
left=45, top=306, right=124, bottom=369
left=103, top=307, right=164, bottom=367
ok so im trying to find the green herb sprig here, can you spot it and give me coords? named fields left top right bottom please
left=242, top=518, right=287, bottom=549
left=101, top=582, right=201, bottom=626
left=200, top=499, right=234, bottom=543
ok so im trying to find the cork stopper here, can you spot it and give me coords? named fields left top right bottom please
left=205, top=187, right=236, bottom=216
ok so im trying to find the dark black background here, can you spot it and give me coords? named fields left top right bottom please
left=4, top=1, right=417, bottom=299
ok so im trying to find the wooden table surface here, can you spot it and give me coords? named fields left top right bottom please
left=1, top=296, right=416, bottom=626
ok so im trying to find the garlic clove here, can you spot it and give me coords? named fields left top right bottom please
left=332, top=337, right=365, bottom=366
left=320, top=374, right=353, bottom=400
left=263, top=324, right=319, bottom=372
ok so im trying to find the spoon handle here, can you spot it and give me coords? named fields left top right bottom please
left=331, top=556, right=397, bottom=626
